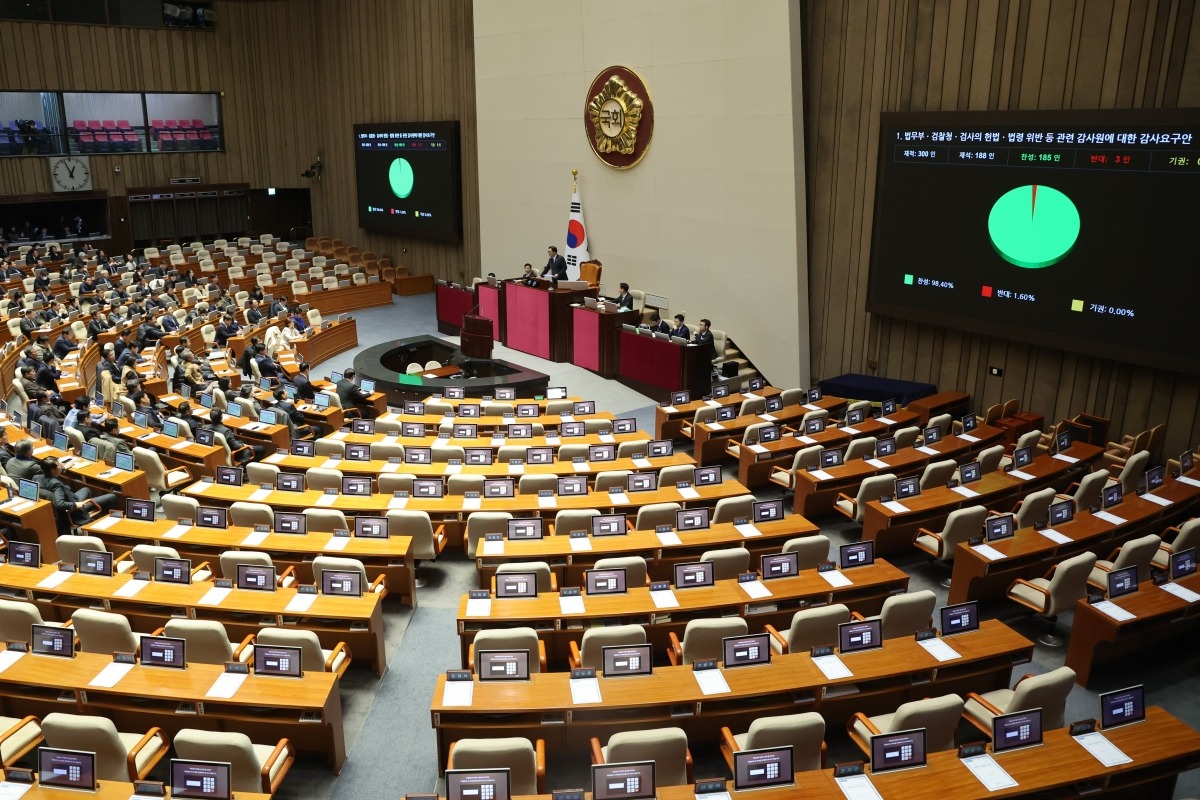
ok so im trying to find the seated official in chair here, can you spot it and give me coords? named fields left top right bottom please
left=39, top=457, right=116, bottom=535
left=693, top=318, right=715, bottom=358
left=612, top=283, right=634, bottom=311
left=642, top=312, right=670, bottom=335
left=669, top=314, right=690, bottom=340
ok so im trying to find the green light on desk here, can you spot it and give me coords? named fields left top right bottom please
left=987, top=184, right=1080, bottom=269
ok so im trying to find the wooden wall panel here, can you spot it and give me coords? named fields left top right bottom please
left=804, top=0, right=1200, bottom=457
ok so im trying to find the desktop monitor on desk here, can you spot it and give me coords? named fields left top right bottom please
left=985, top=514, right=1015, bottom=542
left=195, top=427, right=215, bottom=447
left=1049, top=498, right=1074, bottom=525
left=733, top=746, right=795, bottom=791
left=939, top=601, right=979, bottom=637
left=155, top=557, right=192, bottom=584
left=675, top=508, right=710, bottom=531
left=31, top=624, right=73, bottom=658
left=592, top=514, right=626, bottom=537
left=1100, top=685, right=1145, bottom=730
left=1107, top=565, right=1139, bottom=599
left=722, top=632, right=771, bottom=668
left=477, top=650, right=530, bottom=681
left=126, top=498, right=155, bottom=521
left=254, top=644, right=303, bottom=677
left=869, top=729, right=927, bottom=773
left=1102, top=483, right=1123, bottom=509
left=586, top=568, right=628, bottom=595
left=506, top=519, right=543, bottom=540
left=274, top=511, right=306, bottom=533
left=77, top=549, right=112, bottom=577
left=354, top=516, right=388, bottom=538
left=753, top=500, right=783, bottom=523
left=1172, top=547, right=1197, bottom=580
left=9, top=541, right=39, bottom=568
left=547, top=387, right=568, bottom=400
left=197, top=506, right=227, bottom=530
left=894, top=475, right=920, bottom=499
left=141, top=635, right=187, bottom=669
left=38, top=748, right=96, bottom=792
left=447, top=769, right=511, bottom=800
left=466, top=448, right=494, bottom=465
left=648, top=440, right=673, bottom=457
left=601, top=644, right=653, bottom=677
left=760, top=552, right=799, bottom=580
left=495, top=572, right=538, bottom=599
left=321, top=568, right=363, bottom=597
left=838, top=619, right=883, bottom=654
left=839, top=541, right=874, bottom=569
left=235, top=564, right=275, bottom=592
left=991, top=709, right=1043, bottom=754
left=673, top=561, right=714, bottom=589
left=591, top=761, right=655, bottom=800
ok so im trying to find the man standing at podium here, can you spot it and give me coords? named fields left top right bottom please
left=541, top=246, right=568, bottom=280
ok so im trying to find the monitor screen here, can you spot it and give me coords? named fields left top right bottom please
left=126, top=498, right=155, bottom=521
left=591, top=762, right=655, bottom=800
left=38, top=748, right=96, bottom=791
left=345, top=443, right=371, bottom=461
left=9, top=541, right=39, bottom=568
left=894, top=476, right=920, bottom=498
left=254, top=644, right=303, bottom=677
left=820, top=448, right=844, bottom=469
left=446, top=769, right=511, bottom=800
left=453, top=424, right=478, bottom=438
left=495, top=388, right=516, bottom=401
left=354, top=516, right=388, bottom=538
left=330, top=371, right=344, bottom=384
left=1056, top=430, right=1072, bottom=453
left=214, top=466, right=243, bottom=486
left=591, top=514, right=625, bottom=537
left=557, top=476, right=587, bottom=496
left=922, top=426, right=942, bottom=445
left=506, top=519, right=543, bottom=540
left=547, top=387, right=568, bottom=400
left=601, top=644, right=652, bottom=677
left=1013, top=445, right=1033, bottom=468
left=648, top=440, right=673, bottom=457
left=235, top=564, right=275, bottom=591
left=870, top=729, right=927, bottom=773
left=476, top=649, right=530, bottom=681
left=673, top=561, right=714, bottom=589
left=1102, top=483, right=1123, bottom=508
left=760, top=552, right=800, bottom=580
left=17, top=478, right=39, bottom=500
left=992, top=709, right=1043, bottom=754
left=483, top=478, right=515, bottom=498
left=1049, top=498, right=1074, bottom=525
left=561, top=422, right=586, bottom=437
left=525, top=447, right=553, bottom=464
left=507, top=423, right=533, bottom=438
left=838, top=619, right=883, bottom=653
left=613, top=418, right=636, bottom=434
left=588, top=444, right=616, bottom=462
left=342, top=476, right=373, bottom=496
left=274, top=512, right=306, bottom=534
left=839, top=541, right=874, bottom=569
left=274, top=473, right=301, bottom=494
left=585, top=568, right=627, bottom=595
left=314, top=393, right=331, bottom=409
left=77, top=549, right=112, bottom=577
left=194, top=428, right=215, bottom=446
left=196, top=506, right=227, bottom=529
left=1182, top=450, right=1195, bottom=474
left=985, top=514, right=1015, bottom=542
left=516, top=403, right=539, bottom=418
left=765, top=396, right=784, bottom=412
left=1145, top=465, right=1165, bottom=491
left=495, top=572, right=538, bottom=598
left=876, top=437, right=897, bottom=457
left=1171, top=547, right=1197, bottom=581
left=413, top=478, right=444, bottom=497
left=155, top=557, right=192, bottom=584
left=291, top=439, right=315, bottom=457
left=1107, top=565, right=1138, bottom=599
left=675, top=508, right=710, bottom=531
left=321, top=569, right=363, bottom=597
left=753, top=500, right=783, bottom=523
left=133, top=412, right=149, bottom=429
left=465, top=448, right=493, bottom=465
left=733, top=746, right=795, bottom=792
left=445, top=387, right=466, bottom=400
left=961, top=413, right=977, bottom=432
left=803, top=416, right=823, bottom=434
left=406, top=447, right=433, bottom=464
left=141, top=635, right=186, bottom=669
left=759, top=425, right=781, bottom=443
left=694, top=466, right=722, bottom=485
left=938, top=600, right=979, bottom=636
left=722, top=632, right=772, bottom=668
left=360, top=379, right=376, bottom=393
left=351, top=418, right=376, bottom=434
left=32, top=624, right=73, bottom=657
left=226, top=402, right=244, bottom=418
left=260, top=409, right=280, bottom=426
left=574, top=401, right=596, bottom=415
left=199, top=393, right=215, bottom=410
left=626, top=473, right=656, bottom=493
left=748, top=377, right=765, bottom=391
left=847, top=408, right=866, bottom=425
left=1100, top=685, right=1146, bottom=730
left=80, top=442, right=98, bottom=462
left=959, top=461, right=981, bottom=484
left=402, top=423, right=425, bottom=437
left=170, top=760, right=232, bottom=800
left=53, top=431, right=68, bottom=451
left=669, top=391, right=689, bottom=405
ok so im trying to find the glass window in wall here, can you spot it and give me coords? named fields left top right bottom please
left=0, top=91, right=65, bottom=157
left=63, top=92, right=147, bottom=154
left=145, top=93, right=221, bottom=151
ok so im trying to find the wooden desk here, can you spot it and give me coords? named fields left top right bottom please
left=503, top=281, right=596, bottom=363
left=114, top=418, right=225, bottom=478
left=0, top=562, right=387, bottom=677
left=1, top=421, right=152, bottom=501
left=689, top=397, right=850, bottom=466
left=860, top=443, right=1102, bottom=553
left=81, top=516, right=417, bottom=608
left=0, top=650, right=346, bottom=771
left=294, top=318, right=359, bottom=367
left=655, top=387, right=783, bottom=440
left=274, top=429, right=653, bottom=454
left=376, top=409, right=616, bottom=432
left=429, top=619, right=1032, bottom=769
left=0, top=496, right=59, bottom=559
left=905, top=390, right=971, bottom=426
left=571, top=305, right=640, bottom=378
left=618, top=329, right=715, bottom=404
left=0, top=778, right=268, bottom=800
left=790, top=423, right=1006, bottom=516
left=457, top=560, right=908, bottom=668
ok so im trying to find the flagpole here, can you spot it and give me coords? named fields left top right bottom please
left=572, top=168, right=578, bottom=192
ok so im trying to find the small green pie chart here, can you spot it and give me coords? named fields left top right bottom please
left=987, top=184, right=1080, bottom=268
left=389, top=157, right=414, bottom=199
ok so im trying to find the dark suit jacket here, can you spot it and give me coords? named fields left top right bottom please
left=669, top=324, right=690, bottom=340
left=644, top=320, right=670, bottom=335
left=541, top=255, right=568, bottom=280
left=292, top=373, right=316, bottom=401
left=693, top=329, right=715, bottom=359
left=613, top=292, right=634, bottom=310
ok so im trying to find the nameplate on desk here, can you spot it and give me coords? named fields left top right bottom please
left=694, top=779, right=726, bottom=798
left=692, top=659, right=717, bottom=671
left=224, top=662, right=250, bottom=674
left=447, top=669, right=472, bottom=681
left=833, top=762, right=864, bottom=778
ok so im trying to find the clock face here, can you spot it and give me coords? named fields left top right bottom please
left=49, top=156, right=92, bottom=193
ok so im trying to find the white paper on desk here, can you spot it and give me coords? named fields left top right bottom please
left=606, top=492, right=629, bottom=505
left=1094, top=510, right=1127, bottom=525
left=632, top=458, right=652, bottom=469
left=560, top=595, right=586, bottom=615
left=678, top=486, right=700, bottom=499
left=189, top=481, right=210, bottom=494
left=198, top=587, right=232, bottom=606
left=916, top=445, right=939, bottom=455
left=598, top=433, right=616, bottom=444
left=329, top=431, right=348, bottom=440
left=31, top=445, right=53, bottom=456
left=1052, top=453, right=1079, bottom=464
left=490, top=438, right=507, bottom=447
left=657, top=530, right=682, bottom=545
left=312, top=493, right=338, bottom=507
left=265, top=452, right=286, bottom=464
left=813, top=654, right=853, bottom=680
left=734, top=523, right=762, bottom=538
left=286, top=593, right=318, bottom=613
left=90, top=514, right=121, bottom=530
left=119, top=427, right=135, bottom=435
left=113, top=578, right=149, bottom=597
left=382, top=434, right=400, bottom=443
left=1161, top=582, right=1200, bottom=603
left=917, top=637, right=962, bottom=662
left=961, top=753, right=1018, bottom=791
left=881, top=500, right=910, bottom=513
left=465, top=598, right=492, bottom=617
left=537, top=495, right=557, bottom=509
left=323, top=536, right=350, bottom=552
left=972, top=543, right=1005, bottom=561
left=1092, top=600, right=1135, bottom=621
left=0, top=500, right=31, bottom=513
left=758, top=413, right=777, bottom=422
left=462, top=497, right=483, bottom=511
left=661, top=405, right=678, bottom=414
left=388, top=496, right=409, bottom=509
left=1038, top=527, right=1072, bottom=544
left=206, top=671, right=248, bottom=699
left=88, top=660, right=134, bottom=688
left=559, top=415, right=575, bottom=423
left=170, top=441, right=191, bottom=450
left=481, top=540, right=504, bottom=556
left=442, top=680, right=474, bottom=707
left=958, top=433, right=981, bottom=443
left=951, top=485, right=981, bottom=498
left=1073, top=731, right=1132, bottom=767
left=819, top=569, right=853, bottom=588
left=570, top=677, right=602, bottom=704
left=866, top=458, right=890, bottom=469
left=748, top=444, right=768, bottom=454
left=244, top=487, right=273, bottom=502
left=1178, top=475, right=1200, bottom=488
left=803, top=403, right=820, bottom=411
left=163, top=523, right=192, bottom=539
left=1142, top=493, right=1173, bottom=507
left=739, top=579, right=772, bottom=599
left=704, top=400, right=721, bottom=408
left=0, top=780, right=33, bottom=799
left=563, top=536, right=592, bottom=555
left=798, top=435, right=817, bottom=445
left=806, top=469, right=834, bottom=482
left=694, top=669, right=731, bottom=695
left=0, top=650, right=24, bottom=675
left=36, top=570, right=73, bottom=589
left=1009, top=469, right=1036, bottom=481
left=241, top=530, right=269, bottom=546
left=877, top=416, right=896, bottom=425
left=706, top=422, right=724, bottom=431
left=834, top=774, right=883, bottom=800
left=572, top=462, right=591, bottom=473
left=506, top=463, right=524, bottom=475
left=321, top=458, right=342, bottom=469
left=650, top=589, right=679, bottom=609
left=443, top=463, right=463, bottom=475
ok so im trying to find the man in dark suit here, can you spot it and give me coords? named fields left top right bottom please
left=215, top=314, right=241, bottom=347
left=291, top=362, right=316, bottom=401
left=159, top=311, right=180, bottom=332
left=612, top=282, right=634, bottom=311
left=693, top=317, right=716, bottom=359
left=335, top=367, right=370, bottom=410
left=245, top=299, right=265, bottom=325
left=669, top=314, right=690, bottom=340
left=541, top=246, right=568, bottom=281
left=86, top=309, right=110, bottom=340
left=641, top=312, right=670, bottom=335
left=52, top=329, right=77, bottom=359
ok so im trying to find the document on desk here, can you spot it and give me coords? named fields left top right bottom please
left=264, top=452, right=286, bottom=464
left=706, top=423, right=724, bottom=431
left=917, top=637, right=961, bottom=662
left=1094, top=510, right=1128, bottom=526
left=206, top=671, right=248, bottom=699
left=739, top=579, right=772, bottom=599
left=599, top=434, right=615, bottom=443
left=461, top=497, right=483, bottom=511
left=491, top=437, right=507, bottom=447
left=916, top=446, right=940, bottom=455
left=632, top=458, right=652, bottom=469
left=1161, top=582, right=1200, bottom=603
left=465, top=598, right=492, bottom=617
left=1073, top=731, right=1132, bottom=767
left=835, top=776, right=882, bottom=800
left=866, top=458, right=890, bottom=469
left=388, top=496, right=409, bottom=509
left=329, top=431, right=348, bottom=440
left=1142, top=493, right=1173, bottom=507
left=748, top=444, right=768, bottom=454
left=840, top=426, right=860, bottom=435
left=803, top=403, right=820, bottom=411
left=315, top=493, right=339, bottom=507
left=958, top=433, right=981, bottom=443
left=971, top=543, right=1006, bottom=561
left=649, top=589, right=680, bottom=609
left=559, top=594, right=586, bottom=615
left=249, top=488, right=273, bottom=502
left=1091, top=600, right=1135, bottom=622
left=961, top=753, right=1018, bottom=791
left=163, top=523, right=192, bottom=539
left=189, top=481, right=210, bottom=494
left=241, top=530, right=270, bottom=546
left=0, top=779, right=33, bottom=799
left=442, top=680, right=474, bottom=707
left=1038, top=527, right=1072, bottom=545
left=90, top=514, right=121, bottom=530
left=170, top=441, right=191, bottom=450
left=734, top=523, right=762, bottom=538
left=506, top=463, right=524, bottom=475
left=537, top=495, right=557, bottom=509
left=572, top=462, right=591, bottom=473
left=881, top=500, right=910, bottom=513
left=198, top=587, right=232, bottom=606
left=114, top=578, right=149, bottom=598
left=286, top=593, right=319, bottom=613
left=797, top=436, right=817, bottom=445
left=1178, top=476, right=1200, bottom=488
left=656, top=530, right=682, bottom=546
left=481, top=539, right=504, bottom=556
left=88, top=661, right=134, bottom=688
left=693, top=669, right=730, bottom=695
left=443, top=463, right=463, bottom=475
left=36, top=570, right=73, bottom=589
left=569, top=536, right=592, bottom=552
left=0, top=650, right=24, bottom=675
left=819, top=569, right=853, bottom=588
left=806, top=469, right=834, bottom=482
left=569, top=677, right=602, bottom=704
left=812, top=654, right=852, bottom=680
left=1052, top=453, right=1079, bottom=463
left=1008, top=469, right=1036, bottom=481
left=323, top=536, right=350, bottom=552
left=661, top=405, right=678, bottom=414
left=677, top=486, right=700, bottom=500
left=758, top=413, right=777, bottom=422
left=951, top=485, right=981, bottom=498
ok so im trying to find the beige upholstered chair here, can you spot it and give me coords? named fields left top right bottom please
left=1087, top=533, right=1161, bottom=588
left=162, top=619, right=254, bottom=664
left=848, top=694, right=964, bottom=756
left=1154, top=518, right=1200, bottom=570
left=256, top=627, right=351, bottom=678
left=468, top=627, right=547, bottom=673
left=720, top=712, right=826, bottom=773
left=465, top=512, right=512, bottom=557
left=305, top=467, right=343, bottom=491
left=448, top=737, right=546, bottom=796
left=302, top=508, right=349, bottom=532
left=591, top=728, right=692, bottom=786
left=635, top=502, right=681, bottom=531
left=712, top=495, right=753, bottom=524
left=0, top=599, right=66, bottom=642
left=130, top=545, right=211, bottom=581
left=313, top=555, right=387, bottom=595
left=913, top=505, right=988, bottom=563
left=919, top=459, right=957, bottom=489
left=229, top=501, right=274, bottom=528
left=55, top=535, right=134, bottom=572
left=769, top=446, right=823, bottom=491
left=160, top=493, right=198, bottom=521
left=700, top=547, right=750, bottom=580
left=668, top=617, right=747, bottom=666
left=963, top=666, right=1077, bottom=735
left=781, top=535, right=831, bottom=570
left=0, top=713, right=43, bottom=766
left=173, top=729, right=295, bottom=796
left=593, top=556, right=648, bottom=587
left=568, top=624, right=647, bottom=669
left=1012, top=487, right=1058, bottom=528
left=834, top=474, right=897, bottom=523
left=132, top=446, right=191, bottom=496
left=1061, top=468, right=1109, bottom=511
left=1006, top=552, right=1097, bottom=645
left=71, top=608, right=138, bottom=654
left=218, top=551, right=296, bottom=588
left=765, top=603, right=849, bottom=654
left=42, top=713, right=169, bottom=782
left=853, top=590, right=936, bottom=639
left=495, top=561, right=555, bottom=593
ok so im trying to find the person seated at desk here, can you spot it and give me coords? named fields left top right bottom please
left=159, top=310, right=180, bottom=333
left=178, top=353, right=210, bottom=394
left=32, top=272, right=50, bottom=292
left=3, top=262, right=23, bottom=279
left=669, top=313, right=690, bottom=340
left=612, top=282, right=634, bottom=311
left=236, top=337, right=261, bottom=378
left=270, top=296, right=290, bottom=318
left=280, top=318, right=303, bottom=347
left=135, top=317, right=165, bottom=350
left=97, top=418, right=131, bottom=455
left=693, top=318, right=716, bottom=359
left=86, top=308, right=110, bottom=339
left=290, top=306, right=309, bottom=333
left=33, top=287, right=53, bottom=308
left=245, top=299, right=266, bottom=326
left=291, top=362, right=316, bottom=402
left=16, top=308, right=38, bottom=339
left=270, top=387, right=314, bottom=437
left=336, top=368, right=371, bottom=410
left=77, top=273, right=99, bottom=299
left=51, top=329, right=77, bottom=360
left=641, top=312, right=670, bottom=335
left=131, top=392, right=164, bottom=430
left=38, top=456, right=116, bottom=536
left=35, top=353, right=61, bottom=394
left=541, top=246, right=568, bottom=281
left=32, top=390, right=64, bottom=429
left=252, top=344, right=282, bottom=381
left=206, top=409, right=262, bottom=463
left=519, top=263, right=538, bottom=286
left=6, top=440, right=41, bottom=482
left=215, top=313, right=241, bottom=347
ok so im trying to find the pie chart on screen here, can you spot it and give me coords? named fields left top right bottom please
left=389, top=157, right=414, bottom=199
left=988, top=184, right=1080, bottom=268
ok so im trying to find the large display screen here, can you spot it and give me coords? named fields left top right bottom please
left=868, top=110, right=1200, bottom=374
left=353, top=121, right=462, bottom=242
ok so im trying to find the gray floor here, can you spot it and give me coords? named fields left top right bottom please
left=266, top=294, right=1199, bottom=798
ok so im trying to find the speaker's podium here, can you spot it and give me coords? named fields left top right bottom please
left=503, top=279, right=596, bottom=362
left=460, top=314, right=494, bottom=360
